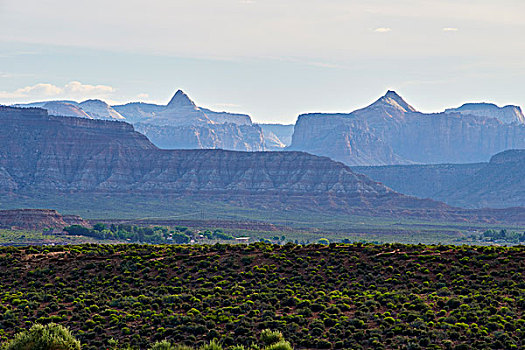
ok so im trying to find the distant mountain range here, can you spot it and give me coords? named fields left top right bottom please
left=289, top=91, right=525, bottom=165
left=14, top=90, right=525, bottom=165
left=1, top=105, right=523, bottom=223
left=354, top=149, right=525, bottom=209
left=14, top=90, right=288, bottom=152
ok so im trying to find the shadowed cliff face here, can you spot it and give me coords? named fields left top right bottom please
left=1, top=106, right=524, bottom=223
left=353, top=149, right=525, bottom=209
left=289, top=91, right=525, bottom=166
left=435, top=150, right=525, bottom=209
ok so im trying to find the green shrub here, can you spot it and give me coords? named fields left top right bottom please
left=3, top=323, right=81, bottom=350
left=263, top=340, right=293, bottom=350
left=198, top=340, right=223, bottom=350
left=260, top=329, right=284, bottom=346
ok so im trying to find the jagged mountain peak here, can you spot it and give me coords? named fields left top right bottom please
left=167, top=90, right=197, bottom=109
left=374, top=90, right=417, bottom=113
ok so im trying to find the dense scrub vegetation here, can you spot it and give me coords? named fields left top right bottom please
left=0, top=243, right=523, bottom=349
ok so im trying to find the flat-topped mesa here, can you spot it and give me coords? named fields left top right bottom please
left=0, top=105, right=49, bottom=118
left=0, top=106, right=154, bottom=148
left=445, top=102, right=525, bottom=124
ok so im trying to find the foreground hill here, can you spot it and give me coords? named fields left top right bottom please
left=354, top=149, right=525, bottom=209
left=289, top=91, right=525, bottom=165
left=0, top=243, right=523, bottom=349
left=1, top=106, right=524, bottom=223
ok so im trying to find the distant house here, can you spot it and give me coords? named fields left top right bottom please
left=235, top=237, right=250, bottom=242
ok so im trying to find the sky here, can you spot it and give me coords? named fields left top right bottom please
left=1, top=0, right=524, bottom=123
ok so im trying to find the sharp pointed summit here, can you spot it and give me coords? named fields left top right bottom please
left=167, top=90, right=197, bottom=108
left=376, top=90, right=417, bottom=113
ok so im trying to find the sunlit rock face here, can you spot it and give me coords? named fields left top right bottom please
left=113, top=90, right=267, bottom=151
left=445, top=103, right=525, bottom=125
left=289, top=91, right=525, bottom=165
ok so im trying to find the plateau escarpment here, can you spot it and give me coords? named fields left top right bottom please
left=0, top=209, right=88, bottom=230
left=289, top=91, right=525, bottom=165
left=1, top=106, right=524, bottom=223
left=436, top=150, right=525, bottom=208
left=353, top=149, right=525, bottom=209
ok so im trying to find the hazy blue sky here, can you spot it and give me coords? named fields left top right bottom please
left=1, top=0, right=524, bottom=123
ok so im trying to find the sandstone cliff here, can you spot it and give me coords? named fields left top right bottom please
left=289, top=91, right=525, bottom=165
left=112, top=90, right=269, bottom=151
left=1, top=106, right=523, bottom=223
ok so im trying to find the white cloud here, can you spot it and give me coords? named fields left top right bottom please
left=64, top=81, right=114, bottom=95
left=443, top=27, right=459, bottom=32
left=0, top=83, right=62, bottom=99
left=136, top=93, right=149, bottom=99
left=0, top=81, right=115, bottom=101
left=374, top=27, right=392, bottom=33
